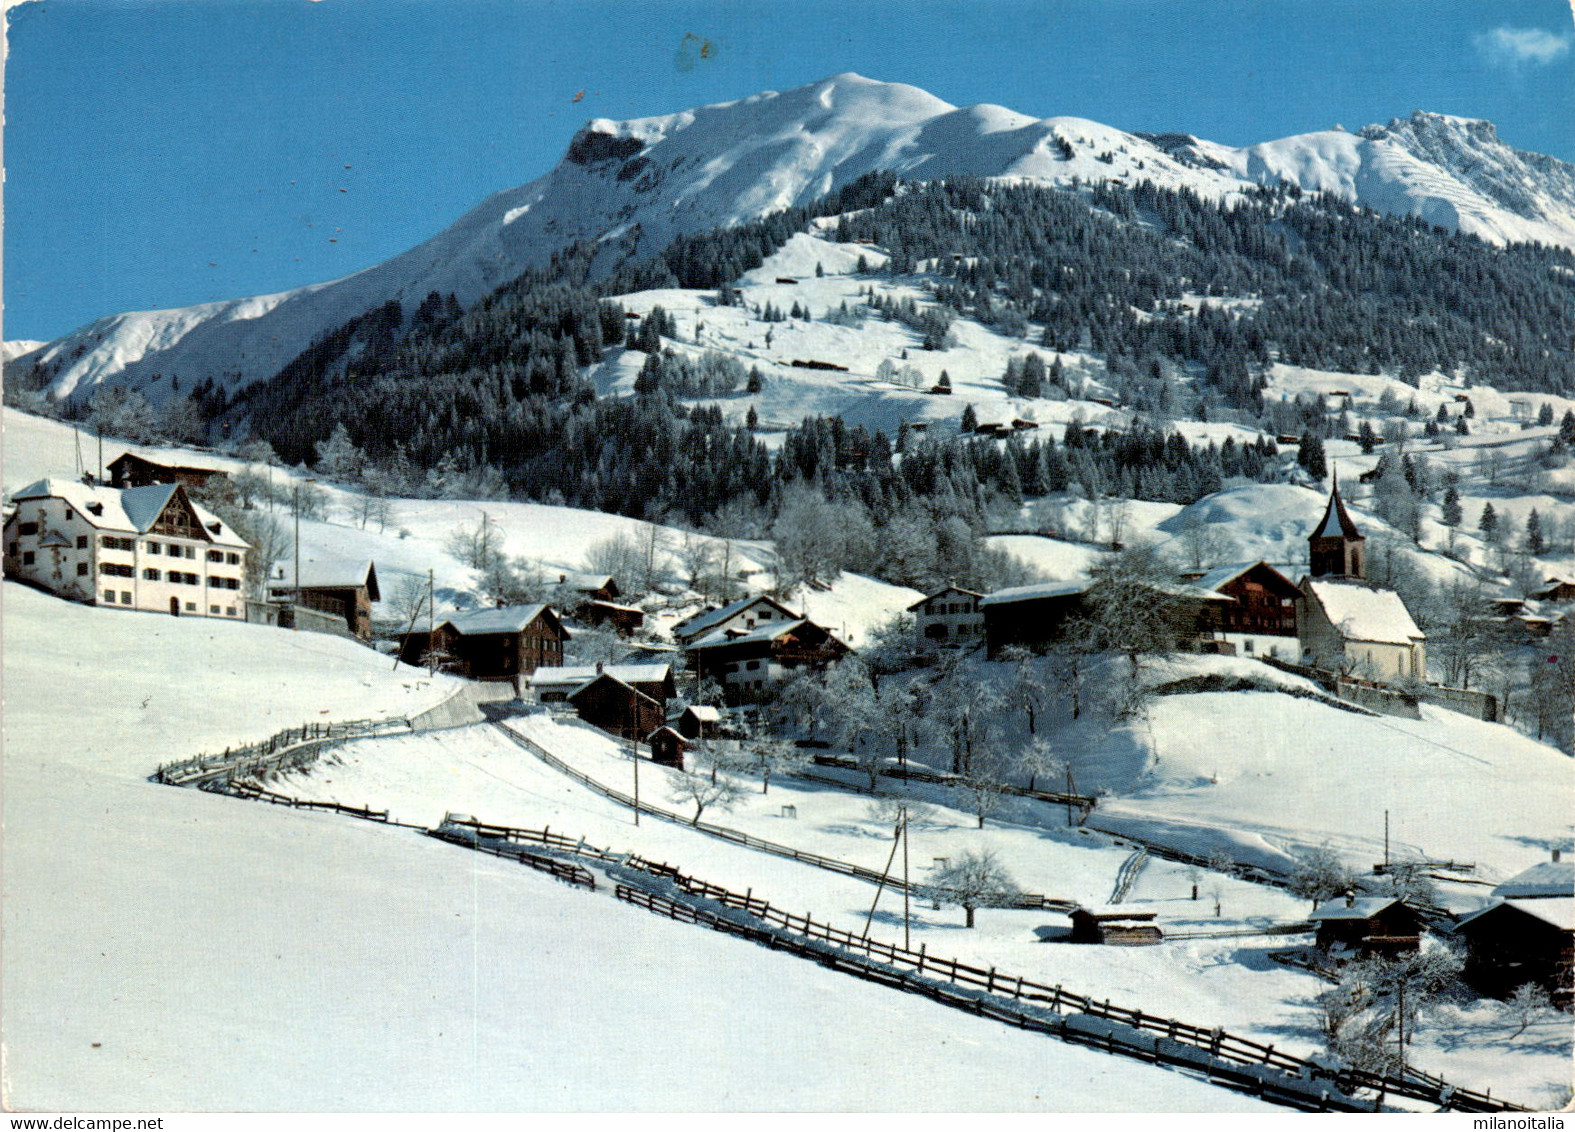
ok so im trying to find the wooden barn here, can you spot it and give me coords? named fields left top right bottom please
left=1455, top=857, right=1574, bottom=1007
left=675, top=703, right=723, bottom=739
left=568, top=672, right=663, bottom=741
left=1532, top=576, right=1575, bottom=603
left=529, top=663, right=675, bottom=713
left=645, top=725, right=688, bottom=768
left=269, top=559, right=381, bottom=640
left=979, top=580, right=1091, bottom=658
left=578, top=599, right=646, bottom=635
left=1067, top=908, right=1163, bottom=945
left=107, top=452, right=227, bottom=492
left=1308, top=895, right=1423, bottom=957
left=401, top=604, right=568, bottom=684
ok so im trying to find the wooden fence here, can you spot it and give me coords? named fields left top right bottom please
left=152, top=715, right=412, bottom=787
left=490, top=722, right=1075, bottom=911
left=811, top=753, right=1099, bottom=813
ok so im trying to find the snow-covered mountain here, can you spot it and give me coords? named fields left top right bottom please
left=22, top=74, right=1575, bottom=405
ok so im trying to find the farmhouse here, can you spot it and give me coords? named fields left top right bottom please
left=107, top=451, right=227, bottom=492
left=4, top=478, right=249, bottom=620
left=268, top=558, right=381, bottom=640
left=1182, top=561, right=1301, bottom=661
left=1308, top=895, right=1423, bottom=958
left=1297, top=480, right=1425, bottom=682
left=906, top=584, right=985, bottom=649
left=1455, top=895, right=1573, bottom=1008
left=1532, top=576, right=1575, bottom=603
left=685, top=618, right=849, bottom=703
left=400, top=604, right=568, bottom=686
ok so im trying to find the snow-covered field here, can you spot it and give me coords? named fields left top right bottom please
left=259, top=707, right=1572, bottom=1106
left=2, top=583, right=1280, bottom=1111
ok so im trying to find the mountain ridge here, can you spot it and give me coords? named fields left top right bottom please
left=16, top=73, right=1575, bottom=405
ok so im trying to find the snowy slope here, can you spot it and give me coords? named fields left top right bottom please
left=1, top=583, right=1276, bottom=1111
left=28, top=74, right=1575, bottom=404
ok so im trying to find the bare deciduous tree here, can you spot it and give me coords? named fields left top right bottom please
left=928, top=848, right=1019, bottom=928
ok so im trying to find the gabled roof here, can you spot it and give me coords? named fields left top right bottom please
left=1455, top=896, right=1575, bottom=934
left=1312, top=475, right=1363, bottom=541
left=108, top=451, right=222, bottom=478
left=442, top=604, right=563, bottom=637
left=558, top=572, right=618, bottom=593
left=1303, top=578, right=1425, bottom=645
left=7, top=478, right=247, bottom=548
left=1309, top=896, right=1410, bottom=922
left=1493, top=860, right=1573, bottom=899
left=566, top=672, right=660, bottom=707
left=906, top=585, right=985, bottom=612
left=646, top=725, right=686, bottom=742
left=672, top=593, right=800, bottom=641
left=1187, top=560, right=1301, bottom=598
left=271, top=558, right=381, bottom=596
left=682, top=705, right=721, bottom=722
left=529, top=663, right=672, bottom=688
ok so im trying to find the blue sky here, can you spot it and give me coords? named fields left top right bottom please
left=5, top=0, right=1573, bottom=343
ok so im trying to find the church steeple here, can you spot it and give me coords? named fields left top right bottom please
left=1309, top=472, right=1365, bottom=579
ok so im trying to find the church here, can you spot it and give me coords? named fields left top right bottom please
left=1296, top=477, right=1427, bottom=683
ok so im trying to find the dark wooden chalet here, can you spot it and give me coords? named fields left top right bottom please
left=1068, top=908, right=1163, bottom=945
left=579, top=599, right=646, bottom=635
left=645, top=726, right=688, bottom=768
left=568, top=673, right=663, bottom=741
left=979, top=580, right=1091, bottom=658
left=1309, top=895, right=1423, bottom=957
left=401, top=604, right=568, bottom=684
left=1533, top=576, right=1575, bottom=603
left=270, top=559, right=381, bottom=640
left=1180, top=561, right=1300, bottom=658
left=107, top=452, right=226, bottom=492
left=1454, top=898, right=1573, bottom=1007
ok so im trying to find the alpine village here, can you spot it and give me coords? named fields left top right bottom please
left=5, top=73, right=1574, bottom=1116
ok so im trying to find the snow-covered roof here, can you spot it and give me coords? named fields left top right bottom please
left=557, top=573, right=615, bottom=592
left=442, top=604, right=555, bottom=636
left=1304, top=579, right=1424, bottom=644
left=566, top=671, right=660, bottom=705
left=979, top=579, right=1090, bottom=607
left=1309, top=896, right=1408, bottom=921
left=584, top=599, right=644, bottom=614
left=8, top=477, right=247, bottom=548
left=683, top=705, right=721, bottom=722
left=687, top=619, right=809, bottom=649
left=529, top=663, right=672, bottom=687
left=1493, top=860, right=1573, bottom=899
left=1456, top=896, right=1575, bottom=934
left=271, top=558, right=378, bottom=592
left=673, top=594, right=800, bottom=641
left=1186, top=562, right=1258, bottom=595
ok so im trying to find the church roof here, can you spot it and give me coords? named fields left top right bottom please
left=1304, top=579, right=1425, bottom=645
left=1312, top=476, right=1363, bottom=541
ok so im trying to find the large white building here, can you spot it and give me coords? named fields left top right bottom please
left=4, top=478, right=250, bottom=620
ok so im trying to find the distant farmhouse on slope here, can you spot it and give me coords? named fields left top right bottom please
left=4, top=478, right=249, bottom=619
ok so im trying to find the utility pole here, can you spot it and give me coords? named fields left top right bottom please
left=901, top=802, right=911, bottom=952
left=1384, top=809, right=1390, bottom=868
left=426, top=568, right=435, bottom=676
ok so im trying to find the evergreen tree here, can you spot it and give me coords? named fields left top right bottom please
left=1479, top=503, right=1499, bottom=544
left=1526, top=508, right=1546, bottom=555
left=1441, top=486, right=1462, bottom=528
left=1538, top=402, right=1555, bottom=426
left=1297, top=433, right=1328, bottom=480
left=960, top=404, right=979, bottom=432
left=1357, top=421, right=1380, bottom=454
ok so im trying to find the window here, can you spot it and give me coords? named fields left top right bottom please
left=21, top=551, right=35, bottom=565
left=103, top=589, right=115, bottom=603
left=76, top=535, right=88, bottom=549
left=210, top=604, right=221, bottom=615
left=100, top=563, right=134, bottom=578
left=226, top=607, right=237, bottom=617
left=64, top=509, right=74, bottom=521
left=144, top=568, right=161, bottom=581
left=746, top=660, right=761, bottom=671
left=184, top=546, right=196, bottom=560
left=77, top=563, right=89, bottom=576
left=122, top=592, right=133, bottom=604
left=226, top=552, right=240, bottom=565
left=101, top=536, right=135, bottom=551
left=146, top=542, right=162, bottom=554
left=18, top=522, right=37, bottom=536
left=208, top=550, right=224, bottom=563
left=184, top=601, right=196, bottom=612
left=227, top=577, right=239, bottom=590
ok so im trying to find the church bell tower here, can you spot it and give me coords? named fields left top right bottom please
left=1309, top=473, right=1365, bottom=579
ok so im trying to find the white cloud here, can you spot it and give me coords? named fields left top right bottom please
left=1474, top=25, right=1572, bottom=67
